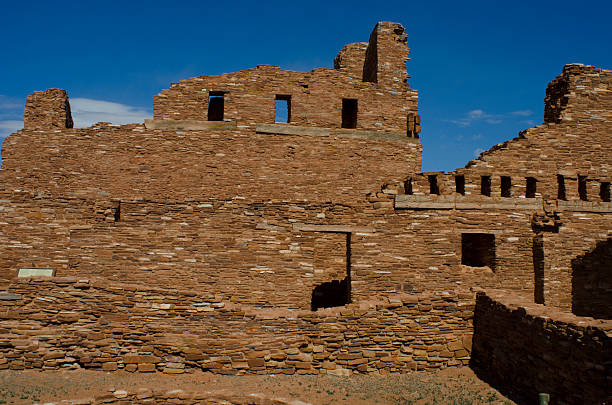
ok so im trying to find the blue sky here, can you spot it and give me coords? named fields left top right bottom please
left=1, top=0, right=610, bottom=171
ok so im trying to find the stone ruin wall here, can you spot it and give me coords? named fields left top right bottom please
left=471, top=290, right=611, bottom=405
left=0, top=277, right=473, bottom=375
left=0, top=21, right=610, bottom=383
left=154, top=22, right=417, bottom=134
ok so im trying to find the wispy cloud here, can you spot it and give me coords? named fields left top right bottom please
left=0, top=120, right=23, bottom=139
left=70, top=98, right=152, bottom=128
left=473, top=147, right=485, bottom=157
left=511, top=110, right=533, bottom=117
left=0, top=96, right=152, bottom=139
left=448, top=109, right=535, bottom=127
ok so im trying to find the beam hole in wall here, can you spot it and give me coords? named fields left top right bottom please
left=455, top=175, right=465, bottom=195
left=481, top=176, right=491, bottom=197
left=500, top=176, right=512, bottom=197
left=275, top=95, right=291, bottom=123
left=461, top=233, right=496, bottom=271
left=526, top=177, right=537, bottom=198
left=600, top=182, right=611, bottom=202
left=428, top=175, right=439, bottom=195
left=208, top=91, right=224, bottom=121
left=341, top=99, right=358, bottom=129
left=578, top=175, right=588, bottom=201
left=557, top=175, right=567, bottom=200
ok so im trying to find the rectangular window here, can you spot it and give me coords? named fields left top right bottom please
left=578, top=175, right=588, bottom=201
left=455, top=175, right=465, bottom=195
left=600, top=182, right=610, bottom=202
left=526, top=177, right=537, bottom=198
left=275, top=95, right=291, bottom=123
left=428, top=175, right=439, bottom=195
left=461, top=233, right=496, bottom=271
left=208, top=91, right=224, bottom=121
left=557, top=175, right=566, bottom=200
left=341, top=98, right=358, bottom=129
left=404, top=178, right=413, bottom=195
left=500, top=176, right=512, bottom=198
left=481, top=176, right=491, bottom=197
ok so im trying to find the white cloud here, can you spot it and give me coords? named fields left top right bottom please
left=449, top=108, right=535, bottom=127
left=473, top=148, right=485, bottom=157
left=511, top=110, right=533, bottom=117
left=70, top=98, right=152, bottom=128
left=0, top=120, right=23, bottom=139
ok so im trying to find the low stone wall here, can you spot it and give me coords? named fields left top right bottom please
left=471, top=290, right=611, bottom=405
left=54, top=389, right=298, bottom=404
left=0, top=277, right=473, bottom=375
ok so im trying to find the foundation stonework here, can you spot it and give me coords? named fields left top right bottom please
left=0, top=21, right=610, bottom=403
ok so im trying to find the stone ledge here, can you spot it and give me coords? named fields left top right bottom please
left=557, top=200, right=612, bottom=212
left=335, top=128, right=419, bottom=143
left=292, top=224, right=376, bottom=233
left=256, top=123, right=330, bottom=137
left=145, top=119, right=237, bottom=130
left=394, top=195, right=543, bottom=210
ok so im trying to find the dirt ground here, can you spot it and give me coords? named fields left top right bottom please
left=0, top=367, right=514, bottom=404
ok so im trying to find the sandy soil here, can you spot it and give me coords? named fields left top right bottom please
left=0, top=367, right=514, bottom=404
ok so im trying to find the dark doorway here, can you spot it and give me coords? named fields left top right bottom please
left=571, top=238, right=612, bottom=319
left=208, top=91, right=224, bottom=121
left=455, top=175, right=465, bottom=195
left=578, top=175, right=588, bottom=201
left=526, top=177, right=537, bottom=198
left=461, top=233, right=495, bottom=270
left=428, top=175, right=439, bottom=195
left=500, top=176, right=511, bottom=197
left=557, top=175, right=567, bottom=200
left=341, top=99, right=358, bottom=128
left=481, top=176, right=491, bottom=196
left=311, top=233, right=351, bottom=311
left=532, top=234, right=545, bottom=304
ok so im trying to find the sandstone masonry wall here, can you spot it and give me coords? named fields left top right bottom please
left=23, top=88, right=73, bottom=130
left=154, top=23, right=417, bottom=134
left=471, top=290, right=611, bottom=405
left=0, top=278, right=474, bottom=374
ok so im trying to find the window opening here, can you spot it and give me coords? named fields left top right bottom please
left=455, top=175, right=465, bottom=195
left=500, top=176, right=512, bottom=197
left=208, top=91, right=224, bottom=121
left=526, top=177, right=537, bottom=198
left=428, top=175, right=439, bottom=195
left=404, top=178, right=413, bottom=195
left=461, top=233, right=496, bottom=270
left=578, top=175, right=588, bottom=201
left=600, top=182, right=610, bottom=202
left=557, top=175, right=566, bottom=200
left=481, top=176, right=491, bottom=197
left=341, top=99, right=358, bottom=129
left=275, top=95, right=291, bottom=123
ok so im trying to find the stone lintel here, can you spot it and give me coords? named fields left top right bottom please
left=0, top=292, right=22, bottom=301
left=334, top=128, right=419, bottom=143
left=18, top=268, right=56, bottom=278
left=293, top=224, right=375, bottom=233
left=556, top=200, right=612, bottom=212
left=256, top=123, right=330, bottom=137
left=395, top=195, right=543, bottom=211
left=145, top=119, right=237, bottom=131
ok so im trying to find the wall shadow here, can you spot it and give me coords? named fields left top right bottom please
left=571, top=238, right=612, bottom=319
left=311, top=277, right=350, bottom=311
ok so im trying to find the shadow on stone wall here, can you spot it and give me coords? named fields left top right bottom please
left=311, top=277, right=350, bottom=311
left=571, top=238, right=612, bottom=319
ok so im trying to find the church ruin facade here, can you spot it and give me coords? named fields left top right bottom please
left=0, top=22, right=609, bottom=404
